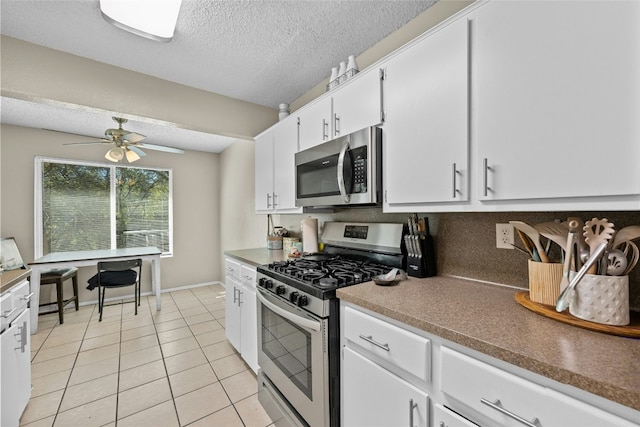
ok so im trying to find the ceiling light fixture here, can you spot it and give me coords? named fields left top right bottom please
left=125, top=148, right=141, bottom=163
left=99, top=0, right=182, bottom=42
left=105, top=146, right=125, bottom=162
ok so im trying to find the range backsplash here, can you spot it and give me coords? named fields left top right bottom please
left=275, top=209, right=640, bottom=311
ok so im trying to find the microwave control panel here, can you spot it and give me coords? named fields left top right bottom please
left=351, top=146, right=367, bottom=193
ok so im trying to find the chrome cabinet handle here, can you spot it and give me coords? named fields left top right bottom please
left=322, top=119, right=329, bottom=140
left=237, top=289, right=243, bottom=306
left=358, top=334, right=389, bottom=351
left=409, top=399, right=418, bottom=427
left=266, top=193, right=272, bottom=209
left=272, top=193, right=278, bottom=207
left=483, top=158, right=492, bottom=196
left=334, top=114, right=341, bottom=135
left=452, top=163, right=461, bottom=198
left=2, top=307, right=18, bottom=318
left=480, top=398, right=541, bottom=427
left=233, top=287, right=239, bottom=304
left=15, top=321, right=28, bottom=353
left=21, top=292, right=35, bottom=302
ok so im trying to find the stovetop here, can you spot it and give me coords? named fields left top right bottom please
left=258, top=255, right=396, bottom=299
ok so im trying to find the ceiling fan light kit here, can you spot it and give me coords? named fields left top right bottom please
left=63, top=116, right=184, bottom=163
left=99, top=0, right=182, bottom=42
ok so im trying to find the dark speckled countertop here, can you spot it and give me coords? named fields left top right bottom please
left=337, top=276, right=640, bottom=412
left=225, top=248, right=288, bottom=267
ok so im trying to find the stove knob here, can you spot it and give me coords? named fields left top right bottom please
left=264, top=279, right=274, bottom=289
left=289, top=291, right=300, bottom=304
left=258, top=278, right=267, bottom=288
left=276, top=285, right=286, bottom=296
left=297, top=295, right=308, bottom=307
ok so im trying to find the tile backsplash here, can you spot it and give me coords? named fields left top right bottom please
left=275, top=209, right=640, bottom=311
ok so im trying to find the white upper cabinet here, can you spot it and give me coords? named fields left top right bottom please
left=473, top=0, right=640, bottom=207
left=331, top=68, right=384, bottom=138
left=254, top=116, right=302, bottom=213
left=383, top=17, right=469, bottom=210
left=272, top=116, right=300, bottom=211
left=298, top=68, right=383, bottom=151
left=298, top=97, right=332, bottom=151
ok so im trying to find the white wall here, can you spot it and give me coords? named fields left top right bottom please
left=1, top=124, right=222, bottom=304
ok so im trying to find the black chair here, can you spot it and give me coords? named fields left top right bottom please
left=39, top=267, right=79, bottom=324
left=94, top=259, right=142, bottom=322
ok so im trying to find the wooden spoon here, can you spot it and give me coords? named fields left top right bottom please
left=583, top=218, right=615, bottom=274
left=510, top=221, right=549, bottom=262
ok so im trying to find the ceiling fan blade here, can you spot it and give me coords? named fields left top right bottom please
left=137, top=143, right=184, bottom=154
left=122, top=132, right=146, bottom=143
left=128, top=145, right=147, bottom=157
left=63, top=139, right=111, bottom=146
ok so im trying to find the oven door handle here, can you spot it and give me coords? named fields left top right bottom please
left=257, top=291, right=321, bottom=332
left=337, top=140, right=351, bottom=204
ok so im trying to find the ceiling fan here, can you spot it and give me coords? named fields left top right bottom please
left=64, top=116, right=184, bottom=163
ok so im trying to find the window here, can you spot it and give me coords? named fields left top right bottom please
left=35, top=157, right=173, bottom=258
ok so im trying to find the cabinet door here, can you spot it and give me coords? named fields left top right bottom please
left=384, top=17, right=469, bottom=207
left=474, top=1, right=640, bottom=202
left=1, top=308, right=30, bottom=427
left=224, top=276, right=242, bottom=352
left=343, top=347, right=429, bottom=427
left=272, top=116, right=302, bottom=212
left=298, top=97, right=332, bottom=151
left=239, top=286, right=258, bottom=374
left=332, top=68, right=383, bottom=139
left=254, top=130, right=275, bottom=212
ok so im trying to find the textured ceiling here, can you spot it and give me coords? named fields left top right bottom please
left=1, top=0, right=438, bottom=152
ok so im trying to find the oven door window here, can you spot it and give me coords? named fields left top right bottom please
left=261, top=304, right=313, bottom=399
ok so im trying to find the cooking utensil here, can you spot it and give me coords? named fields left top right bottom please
left=607, top=249, right=628, bottom=276
left=558, top=227, right=579, bottom=297
left=556, top=241, right=608, bottom=312
left=612, top=240, right=639, bottom=275
left=612, top=225, right=640, bottom=246
left=535, top=221, right=569, bottom=255
left=373, top=268, right=406, bottom=286
left=583, top=218, right=615, bottom=274
left=567, top=217, right=589, bottom=265
left=510, top=221, right=550, bottom=262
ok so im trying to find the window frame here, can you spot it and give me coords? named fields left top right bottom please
left=34, top=156, right=174, bottom=259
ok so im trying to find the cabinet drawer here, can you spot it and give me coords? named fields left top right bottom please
left=344, top=306, right=430, bottom=382
left=0, top=292, right=13, bottom=332
left=434, top=404, right=479, bottom=427
left=441, top=346, right=548, bottom=427
left=224, top=258, right=241, bottom=280
left=10, top=280, right=31, bottom=313
left=240, top=265, right=256, bottom=290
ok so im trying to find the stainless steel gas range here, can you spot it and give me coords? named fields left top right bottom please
left=256, top=222, right=404, bottom=427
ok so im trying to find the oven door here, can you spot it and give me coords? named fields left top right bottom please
left=257, top=288, right=329, bottom=427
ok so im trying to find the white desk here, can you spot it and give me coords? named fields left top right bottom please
left=28, top=247, right=162, bottom=334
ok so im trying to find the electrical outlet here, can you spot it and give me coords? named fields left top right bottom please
left=496, top=223, right=515, bottom=249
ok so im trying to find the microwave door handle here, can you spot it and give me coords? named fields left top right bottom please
left=257, top=290, right=321, bottom=332
left=337, top=141, right=351, bottom=203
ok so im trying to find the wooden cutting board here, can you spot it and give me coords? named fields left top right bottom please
left=515, top=291, right=640, bottom=338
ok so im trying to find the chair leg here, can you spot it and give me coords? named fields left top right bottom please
left=72, top=274, right=79, bottom=311
left=56, top=280, right=64, bottom=324
left=99, top=286, right=106, bottom=322
left=134, top=283, right=138, bottom=316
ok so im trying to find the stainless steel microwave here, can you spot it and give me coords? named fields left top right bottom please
left=295, top=126, right=382, bottom=207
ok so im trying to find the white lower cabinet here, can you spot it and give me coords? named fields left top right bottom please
left=440, top=347, right=638, bottom=427
left=224, top=258, right=258, bottom=373
left=1, top=278, right=31, bottom=427
left=343, top=347, right=429, bottom=427
left=342, top=302, right=639, bottom=427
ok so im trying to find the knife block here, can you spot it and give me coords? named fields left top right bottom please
left=406, top=236, right=437, bottom=278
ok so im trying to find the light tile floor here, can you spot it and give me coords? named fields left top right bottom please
left=21, top=284, right=274, bottom=427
